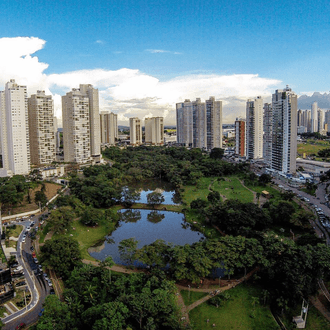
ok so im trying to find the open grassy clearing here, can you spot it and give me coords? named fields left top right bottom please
left=181, top=290, right=208, bottom=305
left=189, top=283, right=279, bottom=330
left=212, top=177, right=254, bottom=203
left=297, top=140, right=330, bottom=156
left=181, top=177, right=213, bottom=206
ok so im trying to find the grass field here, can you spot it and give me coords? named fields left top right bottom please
left=212, top=177, right=254, bottom=203
left=189, top=283, right=279, bottom=330
left=297, top=140, right=330, bottom=157
left=182, top=177, right=214, bottom=206
left=181, top=290, right=208, bottom=306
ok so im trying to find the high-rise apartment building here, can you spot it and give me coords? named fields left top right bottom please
left=0, top=79, right=30, bottom=176
left=311, top=102, right=318, bottom=133
left=145, top=117, right=164, bottom=145
left=176, top=97, right=222, bottom=150
left=325, top=110, right=330, bottom=132
left=246, top=97, right=263, bottom=160
left=129, top=117, right=142, bottom=146
left=28, top=91, right=56, bottom=165
left=318, top=109, right=324, bottom=133
left=100, top=112, right=117, bottom=146
left=263, top=103, right=272, bottom=165
left=79, top=84, right=101, bottom=158
left=271, top=86, right=297, bottom=174
left=206, top=97, right=222, bottom=150
left=176, top=100, right=193, bottom=147
left=235, top=118, right=246, bottom=157
left=62, top=84, right=101, bottom=163
left=62, top=88, right=91, bottom=163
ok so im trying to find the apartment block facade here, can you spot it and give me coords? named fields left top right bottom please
left=176, top=97, right=222, bottom=150
left=129, top=117, right=142, bottom=146
left=235, top=118, right=246, bottom=157
left=62, top=88, right=91, bottom=163
left=271, top=86, right=297, bottom=174
left=246, top=97, right=263, bottom=160
left=28, top=91, right=56, bottom=165
left=145, top=117, right=164, bottom=145
left=0, top=79, right=31, bottom=176
left=100, top=112, right=118, bottom=146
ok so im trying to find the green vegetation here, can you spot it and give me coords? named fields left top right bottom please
left=189, top=284, right=279, bottom=330
left=5, top=224, right=22, bottom=238
left=0, top=306, right=7, bottom=318
left=297, top=139, right=330, bottom=157
left=180, top=290, right=208, bottom=305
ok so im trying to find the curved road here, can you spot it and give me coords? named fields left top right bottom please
left=2, top=216, right=50, bottom=330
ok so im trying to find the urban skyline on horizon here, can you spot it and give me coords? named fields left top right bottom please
left=1, top=0, right=330, bottom=126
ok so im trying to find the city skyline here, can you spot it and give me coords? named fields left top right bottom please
left=1, top=1, right=330, bottom=125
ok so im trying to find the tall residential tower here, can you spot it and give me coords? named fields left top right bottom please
left=271, top=86, right=297, bottom=174
left=28, top=91, right=56, bottom=165
left=0, top=79, right=30, bottom=176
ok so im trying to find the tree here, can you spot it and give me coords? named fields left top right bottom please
left=121, top=186, right=141, bottom=207
left=146, top=192, right=164, bottom=209
left=48, top=206, right=75, bottom=234
left=207, top=191, right=221, bottom=204
left=118, top=238, right=138, bottom=266
left=100, top=256, right=115, bottom=284
left=40, top=236, right=81, bottom=279
left=210, top=148, right=224, bottom=160
left=147, top=210, right=165, bottom=224
left=80, top=206, right=103, bottom=226
left=190, top=198, right=208, bottom=210
left=36, top=295, right=74, bottom=330
left=258, top=173, right=272, bottom=185
left=35, top=190, right=48, bottom=208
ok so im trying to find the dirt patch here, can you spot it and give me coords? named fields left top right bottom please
left=4, top=183, right=62, bottom=216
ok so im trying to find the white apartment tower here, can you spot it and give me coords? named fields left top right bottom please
left=176, top=97, right=222, bottom=150
left=62, top=88, right=91, bottom=163
left=28, top=91, right=56, bottom=165
left=246, top=97, right=263, bottom=160
left=311, top=102, right=318, bottom=133
left=79, top=84, right=101, bottom=158
left=176, top=100, right=193, bottom=147
left=100, top=112, right=118, bottom=146
left=62, top=84, right=101, bottom=163
left=271, top=86, right=297, bottom=174
left=318, top=109, right=324, bottom=133
left=145, top=117, right=164, bottom=145
left=129, top=118, right=142, bottom=146
left=0, top=79, right=31, bottom=176
left=206, top=97, right=222, bottom=150
left=263, top=103, right=272, bottom=165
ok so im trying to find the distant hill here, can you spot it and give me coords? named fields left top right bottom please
left=298, top=92, right=330, bottom=109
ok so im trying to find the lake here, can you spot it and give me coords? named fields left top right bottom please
left=88, top=209, right=204, bottom=264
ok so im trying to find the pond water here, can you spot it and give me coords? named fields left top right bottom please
left=122, top=179, right=181, bottom=205
left=88, top=209, right=204, bottom=264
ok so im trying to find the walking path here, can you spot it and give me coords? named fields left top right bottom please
left=310, top=295, right=330, bottom=322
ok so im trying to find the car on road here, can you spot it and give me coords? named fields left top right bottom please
left=47, top=279, right=53, bottom=287
left=33, top=257, right=38, bottom=264
left=16, top=281, right=26, bottom=287
left=15, top=323, right=26, bottom=330
left=30, top=246, right=34, bottom=251
left=26, top=226, right=31, bottom=231
left=22, top=237, right=26, bottom=243
left=38, top=265, right=43, bottom=272
left=50, top=288, right=55, bottom=295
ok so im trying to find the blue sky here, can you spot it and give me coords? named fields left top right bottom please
left=1, top=0, right=330, bottom=124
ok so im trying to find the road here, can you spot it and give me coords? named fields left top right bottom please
left=2, top=214, right=51, bottom=330
left=271, top=176, right=330, bottom=245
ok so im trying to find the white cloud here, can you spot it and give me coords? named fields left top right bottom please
left=145, top=49, right=182, bottom=55
left=0, top=37, right=282, bottom=126
left=95, top=40, right=104, bottom=44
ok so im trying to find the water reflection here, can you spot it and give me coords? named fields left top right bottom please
left=147, top=210, right=165, bottom=224
left=89, top=209, right=204, bottom=264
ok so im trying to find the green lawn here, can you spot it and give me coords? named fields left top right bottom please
left=297, top=140, right=330, bottom=157
left=189, top=284, right=279, bottom=330
left=181, top=289, right=208, bottom=306
left=181, top=177, right=214, bottom=206
left=212, top=177, right=254, bottom=203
